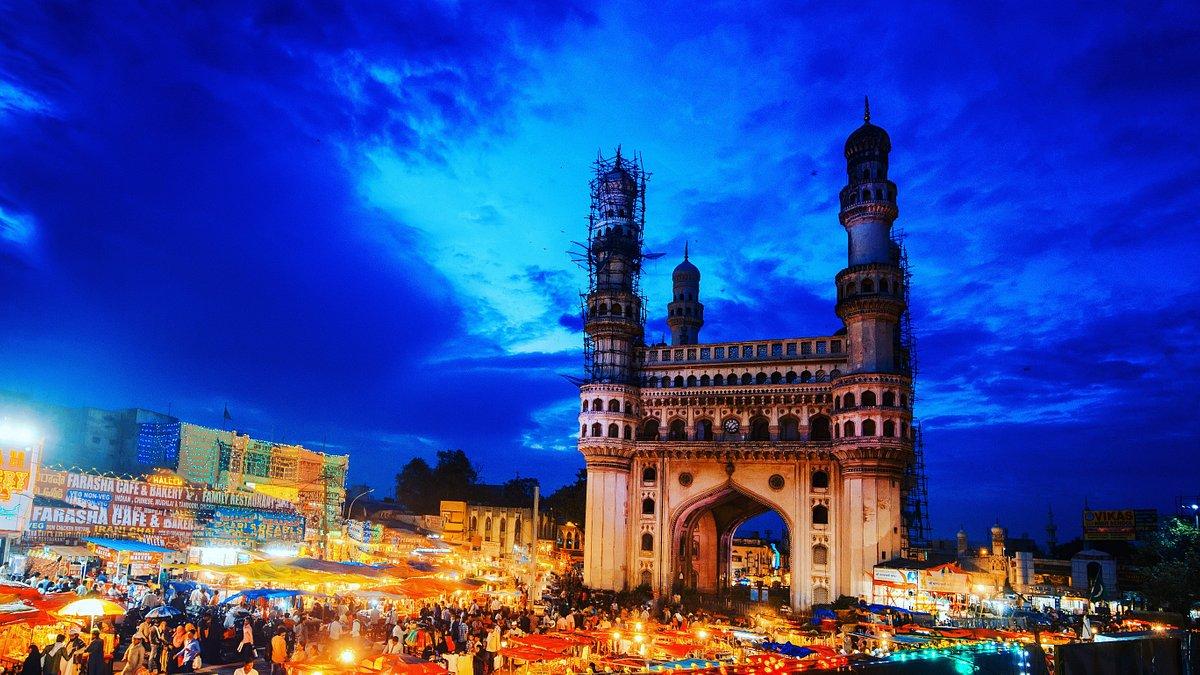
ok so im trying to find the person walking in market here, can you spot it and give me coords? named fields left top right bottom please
left=269, top=628, right=288, bottom=675
left=84, top=630, right=105, bottom=675
left=23, top=643, right=43, bottom=675
left=42, top=635, right=67, bottom=675
left=120, top=636, right=146, bottom=675
left=174, top=630, right=201, bottom=674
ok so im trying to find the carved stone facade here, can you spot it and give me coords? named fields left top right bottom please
left=577, top=108, right=915, bottom=608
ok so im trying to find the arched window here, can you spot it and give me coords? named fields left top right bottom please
left=593, top=397, right=604, bottom=410
left=608, top=399, right=621, bottom=412
left=861, top=419, right=876, bottom=436
left=861, top=278, right=874, bottom=293
left=843, top=392, right=856, bottom=408
left=484, top=517, right=493, bottom=541
left=815, top=370, right=827, bottom=382
left=809, top=415, right=831, bottom=441
left=699, top=374, right=711, bottom=386
left=668, top=419, right=686, bottom=440
left=770, top=371, right=782, bottom=384
left=780, top=416, right=800, bottom=440
left=686, top=375, right=697, bottom=387
left=642, top=467, right=657, bottom=483
left=591, top=423, right=602, bottom=437
left=727, top=373, right=738, bottom=385
left=755, top=372, right=767, bottom=385
left=499, top=518, right=507, bottom=541
left=861, top=391, right=877, bottom=406
left=624, top=425, right=632, bottom=439
left=607, top=423, right=619, bottom=438
left=813, top=586, right=830, bottom=605
left=647, top=376, right=659, bottom=388
left=513, top=519, right=522, bottom=544
left=581, top=400, right=589, bottom=412
left=785, top=371, right=797, bottom=384
left=580, top=425, right=586, bottom=438
left=624, top=401, right=634, bottom=414
left=882, top=391, right=896, bottom=407
left=811, top=470, right=829, bottom=489
left=830, top=368, right=841, bottom=378
left=843, top=420, right=855, bottom=437
left=813, top=544, right=829, bottom=566
left=611, top=302, right=622, bottom=316
left=882, top=420, right=895, bottom=437
left=598, top=303, right=608, bottom=314
left=469, top=515, right=477, bottom=532
left=800, top=370, right=813, bottom=383
left=812, top=505, right=829, bottom=525
left=641, top=533, right=654, bottom=551
left=673, top=375, right=684, bottom=388
left=642, top=498, right=655, bottom=515
left=902, top=423, right=910, bottom=439
left=900, top=393, right=909, bottom=408
left=695, top=419, right=713, bottom=441
left=640, top=419, right=660, bottom=440
left=713, top=374, right=724, bottom=386
left=640, top=569, right=652, bottom=585
left=881, top=279, right=890, bottom=293
left=741, top=373, right=753, bottom=385
left=749, top=417, right=770, bottom=441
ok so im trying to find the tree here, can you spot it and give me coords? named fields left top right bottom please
left=432, top=449, right=478, bottom=503
left=394, top=457, right=436, bottom=514
left=501, top=477, right=539, bottom=506
left=1138, top=518, right=1200, bottom=612
left=543, top=468, right=587, bottom=526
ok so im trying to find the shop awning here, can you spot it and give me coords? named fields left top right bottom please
left=85, top=538, right=175, bottom=553
left=222, top=588, right=305, bottom=604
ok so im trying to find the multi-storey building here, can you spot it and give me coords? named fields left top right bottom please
left=576, top=106, right=916, bottom=607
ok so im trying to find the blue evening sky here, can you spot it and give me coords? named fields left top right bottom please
left=2, top=1, right=1197, bottom=543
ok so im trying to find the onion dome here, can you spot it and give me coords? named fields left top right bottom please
left=844, top=96, right=891, bottom=157
left=603, top=146, right=636, bottom=184
left=673, top=243, right=700, bottom=282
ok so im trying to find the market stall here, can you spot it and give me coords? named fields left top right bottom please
left=85, top=537, right=178, bottom=578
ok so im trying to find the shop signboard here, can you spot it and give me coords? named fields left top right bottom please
left=27, top=468, right=305, bottom=549
left=920, top=565, right=970, bottom=595
left=1083, top=509, right=1158, bottom=541
left=0, top=440, right=41, bottom=535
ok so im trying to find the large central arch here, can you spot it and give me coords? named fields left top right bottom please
left=670, top=481, right=792, bottom=594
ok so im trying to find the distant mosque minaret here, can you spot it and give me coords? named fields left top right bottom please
left=667, top=243, right=704, bottom=345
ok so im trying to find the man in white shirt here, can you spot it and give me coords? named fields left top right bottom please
left=328, top=619, right=342, bottom=641
left=233, top=658, right=259, bottom=675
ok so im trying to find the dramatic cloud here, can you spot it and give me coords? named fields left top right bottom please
left=1, top=0, right=1196, bottom=540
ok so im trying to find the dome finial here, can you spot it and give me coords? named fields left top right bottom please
left=614, top=144, right=622, bottom=165
left=864, top=95, right=871, bottom=123
left=684, top=240, right=689, bottom=261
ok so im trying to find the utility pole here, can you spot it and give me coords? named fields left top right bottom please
left=528, top=485, right=539, bottom=608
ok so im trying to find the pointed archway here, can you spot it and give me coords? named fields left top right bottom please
left=669, top=481, right=792, bottom=595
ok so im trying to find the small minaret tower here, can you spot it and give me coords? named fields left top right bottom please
left=991, top=522, right=1006, bottom=557
left=956, top=527, right=969, bottom=557
left=578, top=148, right=646, bottom=591
left=831, top=99, right=915, bottom=599
left=666, top=243, right=704, bottom=345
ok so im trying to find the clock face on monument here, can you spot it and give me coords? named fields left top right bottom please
left=723, top=419, right=740, bottom=434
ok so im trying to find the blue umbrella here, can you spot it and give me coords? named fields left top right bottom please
left=144, top=606, right=183, bottom=618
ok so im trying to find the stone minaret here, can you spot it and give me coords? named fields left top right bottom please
left=578, top=149, right=645, bottom=590
left=831, top=99, right=915, bottom=599
left=666, top=243, right=703, bottom=345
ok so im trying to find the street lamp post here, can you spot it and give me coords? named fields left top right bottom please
left=345, top=488, right=375, bottom=520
